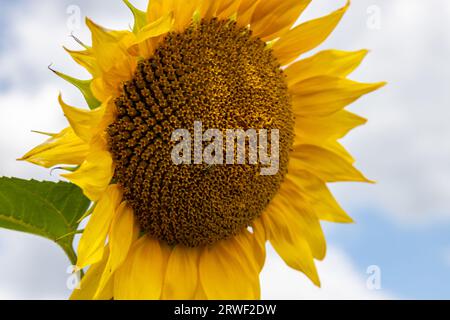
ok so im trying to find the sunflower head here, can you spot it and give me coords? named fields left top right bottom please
left=20, top=0, right=385, bottom=300
left=108, top=18, right=295, bottom=247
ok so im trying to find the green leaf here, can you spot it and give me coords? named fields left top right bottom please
left=0, top=177, right=91, bottom=265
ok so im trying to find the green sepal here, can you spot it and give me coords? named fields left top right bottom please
left=49, top=66, right=101, bottom=110
left=123, top=0, right=148, bottom=33
left=193, top=9, right=202, bottom=25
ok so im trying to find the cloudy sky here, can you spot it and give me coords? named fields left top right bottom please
left=1, top=0, right=449, bottom=299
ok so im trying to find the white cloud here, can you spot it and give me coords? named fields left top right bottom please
left=0, top=230, right=72, bottom=300
left=0, top=85, right=66, bottom=180
left=299, top=0, right=450, bottom=225
left=261, top=246, right=392, bottom=300
left=351, top=0, right=450, bottom=225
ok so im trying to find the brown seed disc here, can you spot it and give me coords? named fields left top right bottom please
left=107, top=18, right=294, bottom=247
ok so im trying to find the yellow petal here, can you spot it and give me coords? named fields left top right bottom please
left=147, top=0, right=171, bottom=22
left=84, top=21, right=136, bottom=99
left=62, top=150, right=114, bottom=201
left=70, top=247, right=113, bottom=300
left=64, top=47, right=99, bottom=77
left=236, top=0, right=260, bottom=27
left=127, top=11, right=175, bottom=58
left=285, top=49, right=368, bottom=87
left=193, top=281, right=209, bottom=300
left=250, top=218, right=266, bottom=271
left=132, top=12, right=174, bottom=45
left=273, top=1, right=349, bottom=66
left=162, top=245, right=200, bottom=300
left=90, top=77, right=108, bottom=102
left=76, top=185, right=122, bottom=269
left=290, top=144, right=371, bottom=183
left=147, top=0, right=198, bottom=29
left=274, top=186, right=327, bottom=260
left=294, top=110, right=367, bottom=145
left=199, top=233, right=260, bottom=300
left=108, top=202, right=139, bottom=270
left=199, top=0, right=221, bottom=19
left=286, top=170, right=353, bottom=223
left=19, top=127, right=88, bottom=168
left=322, top=140, right=356, bottom=164
left=235, top=228, right=264, bottom=275
left=85, top=18, right=132, bottom=73
left=251, top=0, right=311, bottom=42
left=87, top=18, right=125, bottom=44
left=217, top=0, right=242, bottom=20
left=94, top=201, right=138, bottom=299
left=114, top=236, right=167, bottom=300
left=290, top=76, right=386, bottom=116
left=173, top=0, right=201, bottom=31
left=58, top=95, right=106, bottom=143
left=262, top=207, right=321, bottom=286
left=92, top=56, right=137, bottom=100
left=88, top=99, right=118, bottom=153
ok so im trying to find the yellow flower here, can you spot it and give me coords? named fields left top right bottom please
left=20, top=0, right=384, bottom=300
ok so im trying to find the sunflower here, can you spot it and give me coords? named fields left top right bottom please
left=20, top=0, right=384, bottom=300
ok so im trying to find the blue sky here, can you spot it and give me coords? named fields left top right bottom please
left=0, top=0, right=450, bottom=299
left=326, top=209, right=450, bottom=299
